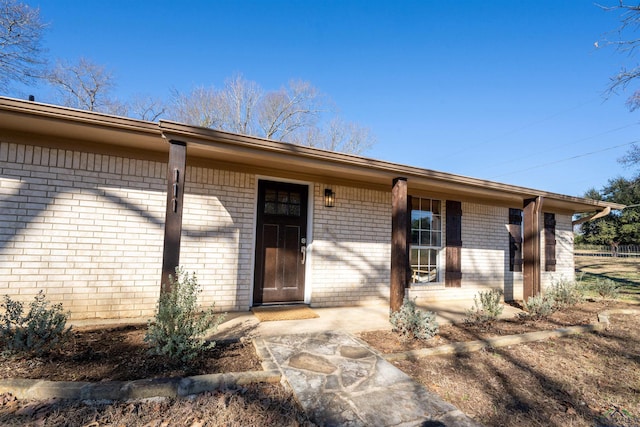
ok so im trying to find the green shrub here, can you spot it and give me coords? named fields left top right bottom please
left=547, top=277, right=584, bottom=307
left=145, top=267, right=226, bottom=363
left=522, top=294, right=556, bottom=320
left=464, top=289, right=504, bottom=324
left=390, top=297, right=439, bottom=341
left=591, top=278, right=620, bottom=301
left=0, top=291, right=71, bottom=356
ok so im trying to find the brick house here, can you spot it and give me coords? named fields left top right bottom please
left=0, top=97, right=623, bottom=320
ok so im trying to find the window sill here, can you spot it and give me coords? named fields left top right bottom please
left=409, top=282, right=445, bottom=289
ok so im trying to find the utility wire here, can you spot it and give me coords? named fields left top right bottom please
left=437, top=98, right=598, bottom=161
left=477, top=122, right=638, bottom=173
left=488, top=139, right=640, bottom=179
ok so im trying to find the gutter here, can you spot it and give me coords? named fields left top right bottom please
left=572, top=206, right=612, bottom=226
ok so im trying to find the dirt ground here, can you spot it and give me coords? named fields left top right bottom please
left=360, top=300, right=640, bottom=427
left=0, top=326, right=316, bottom=426
left=0, top=384, right=316, bottom=427
left=0, top=282, right=638, bottom=425
left=0, top=324, right=261, bottom=382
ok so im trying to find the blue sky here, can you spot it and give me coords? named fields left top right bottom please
left=11, top=0, right=640, bottom=197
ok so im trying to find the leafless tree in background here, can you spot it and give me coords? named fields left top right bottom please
left=599, top=3, right=640, bottom=107
left=170, top=85, right=225, bottom=128
left=219, top=74, right=262, bottom=135
left=598, top=2, right=640, bottom=169
left=169, top=75, right=375, bottom=155
left=257, top=79, right=323, bottom=141
left=46, top=57, right=126, bottom=114
left=0, top=0, right=46, bottom=91
left=128, top=94, right=166, bottom=121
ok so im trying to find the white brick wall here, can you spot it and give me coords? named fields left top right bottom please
left=309, top=184, right=391, bottom=307
left=180, top=167, right=255, bottom=311
left=1, top=140, right=578, bottom=318
left=411, top=202, right=518, bottom=303
left=410, top=202, right=575, bottom=303
left=542, top=213, right=575, bottom=290
left=0, top=141, right=258, bottom=319
left=1, top=141, right=166, bottom=320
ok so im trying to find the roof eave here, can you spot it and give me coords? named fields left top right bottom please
left=159, top=120, right=623, bottom=213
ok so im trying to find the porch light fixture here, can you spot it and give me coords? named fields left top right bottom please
left=324, top=188, right=335, bottom=208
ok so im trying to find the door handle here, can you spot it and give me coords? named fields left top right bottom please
left=301, top=246, right=306, bottom=265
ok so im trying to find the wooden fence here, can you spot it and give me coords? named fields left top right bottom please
left=575, top=244, right=640, bottom=258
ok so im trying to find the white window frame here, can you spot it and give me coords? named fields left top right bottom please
left=410, top=197, right=443, bottom=284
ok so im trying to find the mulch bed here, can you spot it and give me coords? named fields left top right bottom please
left=359, top=300, right=624, bottom=354
left=0, top=324, right=261, bottom=382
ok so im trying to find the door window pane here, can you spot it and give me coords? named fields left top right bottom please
left=264, top=189, right=302, bottom=217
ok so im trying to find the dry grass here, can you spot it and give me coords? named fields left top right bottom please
left=0, top=384, right=316, bottom=426
left=576, top=255, right=640, bottom=300
left=393, top=310, right=640, bottom=426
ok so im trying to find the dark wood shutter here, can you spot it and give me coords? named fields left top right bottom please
left=544, top=213, right=556, bottom=272
left=508, top=208, right=523, bottom=272
left=445, top=200, right=462, bottom=288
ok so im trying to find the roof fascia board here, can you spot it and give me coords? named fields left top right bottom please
left=0, top=98, right=623, bottom=214
left=160, top=120, right=624, bottom=213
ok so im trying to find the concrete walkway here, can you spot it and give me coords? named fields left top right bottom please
left=255, top=330, right=482, bottom=426
left=212, top=300, right=523, bottom=340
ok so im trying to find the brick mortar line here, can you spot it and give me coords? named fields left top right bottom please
left=384, top=308, right=639, bottom=362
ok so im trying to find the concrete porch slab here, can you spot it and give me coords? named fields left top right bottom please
left=212, top=300, right=523, bottom=341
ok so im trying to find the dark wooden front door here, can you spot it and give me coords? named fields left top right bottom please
left=253, top=180, right=308, bottom=304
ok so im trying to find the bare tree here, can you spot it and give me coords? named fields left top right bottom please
left=619, top=143, right=640, bottom=167
left=128, top=93, right=166, bottom=121
left=290, top=117, right=375, bottom=155
left=599, top=3, right=640, bottom=102
left=170, top=86, right=225, bottom=128
left=0, top=0, right=46, bottom=91
left=322, top=117, right=376, bottom=155
left=168, top=76, right=374, bottom=155
left=218, top=74, right=262, bottom=135
left=599, top=2, right=640, bottom=169
left=258, top=80, right=323, bottom=141
left=46, top=57, right=125, bottom=114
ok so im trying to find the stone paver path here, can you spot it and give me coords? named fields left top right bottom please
left=256, top=331, right=482, bottom=427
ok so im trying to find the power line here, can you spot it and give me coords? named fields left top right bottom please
left=477, top=122, right=638, bottom=173
left=437, top=98, right=599, bottom=162
left=488, top=139, right=640, bottom=179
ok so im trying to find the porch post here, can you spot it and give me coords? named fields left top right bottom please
left=160, top=140, right=187, bottom=293
left=391, top=177, right=408, bottom=312
left=523, top=196, right=543, bottom=301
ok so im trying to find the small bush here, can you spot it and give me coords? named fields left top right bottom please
left=0, top=291, right=71, bottom=356
left=145, top=267, right=226, bottom=363
left=591, top=278, right=620, bottom=301
left=464, top=289, right=504, bottom=324
left=522, top=294, right=556, bottom=320
left=547, top=277, right=584, bottom=307
left=390, top=297, right=439, bottom=341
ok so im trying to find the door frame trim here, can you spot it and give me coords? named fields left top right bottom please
left=250, top=175, right=314, bottom=307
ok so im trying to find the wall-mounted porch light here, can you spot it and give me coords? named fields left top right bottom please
left=324, top=188, right=336, bottom=208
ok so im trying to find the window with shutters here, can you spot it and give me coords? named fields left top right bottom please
left=544, top=213, right=556, bottom=272
left=409, top=197, right=442, bottom=283
left=508, top=208, right=523, bottom=272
